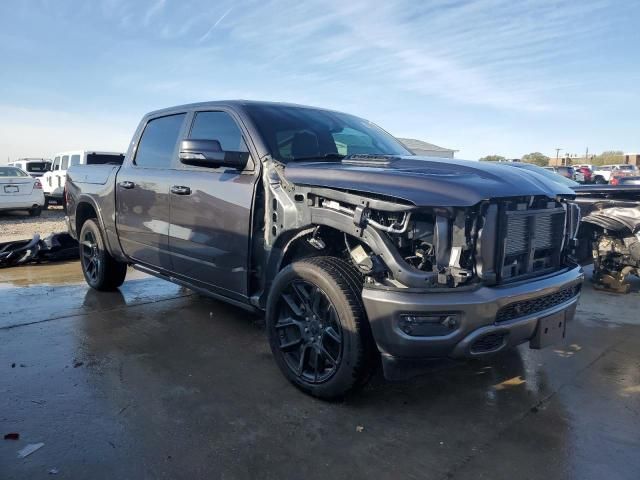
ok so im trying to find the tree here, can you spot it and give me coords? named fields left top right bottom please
left=592, top=150, right=624, bottom=166
left=478, top=155, right=506, bottom=162
left=521, top=152, right=550, bottom=167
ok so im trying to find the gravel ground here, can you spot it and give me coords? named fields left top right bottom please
left=0, top=206, right=67, bottom=243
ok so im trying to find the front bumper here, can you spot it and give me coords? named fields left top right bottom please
left=362, top=265, right=584, bottom=362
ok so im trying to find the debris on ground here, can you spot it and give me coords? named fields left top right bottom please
left=356, top=425, right=364, bottom=433
left=17, top=442, right=45, bottom=458
left=48, top=468, right=59, bottom=475
left=0, top=232, right=78, bottom=269
left=582, top=206, right=640, bottom=293
left=4, top=433, right=20, bottom=440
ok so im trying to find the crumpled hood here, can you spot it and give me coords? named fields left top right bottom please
left=284, top=156, right=575, bottom=207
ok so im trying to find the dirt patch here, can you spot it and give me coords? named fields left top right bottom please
left=0, top=206, right=67, bottom=243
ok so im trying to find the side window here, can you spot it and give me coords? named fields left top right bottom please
left=53, top=156, right=60, bottom=171
left=135, top=114, right=186, bottom=168
left=189, top=111, right=248, bottom=152
left=61, top=155, right=69, bottom=170
left=70, top=154, right=81, bottom=166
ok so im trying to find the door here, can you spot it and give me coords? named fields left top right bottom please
left=116, top=113, right=187, bottom=270
left=168, top=110, right=258, bottom=298
left=44, top=156, right=60, bottom=195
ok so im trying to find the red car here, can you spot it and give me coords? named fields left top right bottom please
left=575, top=166, right=592, bottom=183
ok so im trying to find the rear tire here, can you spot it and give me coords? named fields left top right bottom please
left=266, top=256, right=377, bottom=399
left=29, top=206, right=42, bottom=217
left=79, top=218, right=127, bottom=291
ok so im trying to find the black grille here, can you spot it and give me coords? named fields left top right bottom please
left=500, top=206, right=566, bottom=282
left=495, top=285, right=581, bottom=323
left=470, top=333, right=507, bottom=354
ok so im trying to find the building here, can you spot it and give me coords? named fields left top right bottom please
left=624, top=153, right=640, bottom=167
left=398, top=138, right=457, bottom=159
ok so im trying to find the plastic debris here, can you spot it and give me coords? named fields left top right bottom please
left=0, top=232, right=78, bottom=269
left=4, top=433, right=20, bottom=440
left=17, top=442, right=44, bottom=458
left=356, top=425, right=364, bottom=433
left=48, top=468, right=59, bottom=475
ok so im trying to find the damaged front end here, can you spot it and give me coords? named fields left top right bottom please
left=259, top=156, right=580, bottom=294
left=255, top=159, right=584, bottom=374
left=582, top=207, right=640, bottom=293
left=308, top=193, right=580, bottom=292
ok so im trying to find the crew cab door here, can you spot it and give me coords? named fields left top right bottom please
left=168, top=109, right=258, bottom=299
left=116, top=112, right=187, bottom=270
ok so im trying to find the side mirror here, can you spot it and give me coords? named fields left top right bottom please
left=179, top=139, right=249, bottom=169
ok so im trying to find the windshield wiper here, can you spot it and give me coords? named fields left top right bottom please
left=288, top=153, right=346, bottom=162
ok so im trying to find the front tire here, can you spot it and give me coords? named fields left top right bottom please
left=266, top=257, right=377, bottom=399
left=79, top=218, right=127, bottom=291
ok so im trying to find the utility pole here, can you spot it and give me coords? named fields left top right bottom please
left=555, top=148, right=562, bottom=166
left=585, top=147, right=588, bottom=164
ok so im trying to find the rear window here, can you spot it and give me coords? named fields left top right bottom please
left=61, top=155, right=69, bottom=170
left=86, top=153, right=125, bottom=165
left=25, top=162, right=49, bottom=172
left=0, top=167, right=28, bottom=177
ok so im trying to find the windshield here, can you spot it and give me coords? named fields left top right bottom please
left=0, top=167, right=28, bottom=177
left=618, top=165, right=636, bottom=171
left=506, top=163, right=579, bottom=187
left=244, top=104, right=410, bottom=163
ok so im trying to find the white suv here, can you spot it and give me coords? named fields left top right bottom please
left=8, top=158, right=51, bottom=178
left=42, top=150, right=124, bottom=206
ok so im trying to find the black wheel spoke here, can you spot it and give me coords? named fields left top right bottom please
left=324, top=325, right=341, bottom=345
left=311, top=287, right=322, bottom=315
left=291, top=282, right=310, bottom=307
left=318, top=343, right=338, bottom=366
left=281, top=293, right=303, bottom=317
left=275, top=316, right=300, bottom=329
left=297, top=344, right=309, bottom=376
left=279, top=337, right=303, bottom=352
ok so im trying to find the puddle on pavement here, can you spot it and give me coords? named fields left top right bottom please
left=0, top=261, right=85, bottom=287
left=0, top=262, right=192, bottom=329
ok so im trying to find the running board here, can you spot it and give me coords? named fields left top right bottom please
left=132, top=264, right=259, bottom=313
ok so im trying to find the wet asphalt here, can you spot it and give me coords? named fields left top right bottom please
left=0, top=262, right=639, bottom=479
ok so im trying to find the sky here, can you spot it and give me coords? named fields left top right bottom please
left=0, top=0, right=639, bottom=162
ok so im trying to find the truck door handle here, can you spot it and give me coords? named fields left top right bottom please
left=119, top=181, right=135, bottom=189
left=171, top=185, right=191, bottom=195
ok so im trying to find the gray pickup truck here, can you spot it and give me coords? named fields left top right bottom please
left=66, top=100, right=584, bottom=398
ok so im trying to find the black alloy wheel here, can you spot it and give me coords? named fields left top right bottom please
left=266, top=257, right=377, bottom=399
left=274, top=280, right=343, bottom=384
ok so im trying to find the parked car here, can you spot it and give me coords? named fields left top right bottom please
left=66, top=101, right=583, bottom=399
left=8, top=158, right=51, bottom=178
left=543, top=165, right=578, bottom=181
left=617, top=176, right=640, bottom=185
left=42, top=150, right=124, bottom=207
left=574, top=166, right=592, bottom=183
left=592, top=164, right=638, bottom=184
left=0, top=166, right=45, bottom=216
